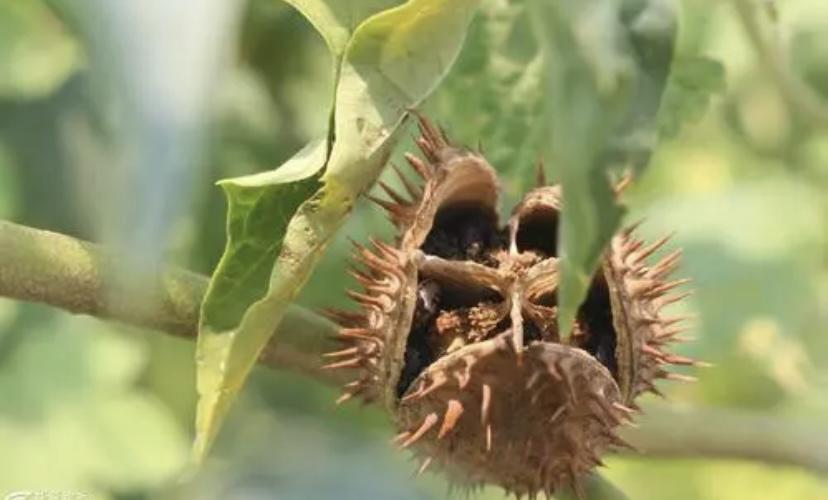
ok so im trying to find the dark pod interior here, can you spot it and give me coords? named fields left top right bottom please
left=397, top=201, right=620, bottom=399
left=574, top=273, right=619, bottom=378
left=396, top=274, right=505, bottom=398
left=421, top=204, right=507, bottom=266
left=515, top=206, right=559, bottom=258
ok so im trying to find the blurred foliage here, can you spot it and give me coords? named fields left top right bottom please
left=1, top=0, right=828, bottom=499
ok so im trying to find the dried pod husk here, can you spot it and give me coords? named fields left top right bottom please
left=324, top=116, right=699, bottom=497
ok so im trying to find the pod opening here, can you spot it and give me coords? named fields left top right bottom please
left=575, top=272, right=619, bottom=379
left=396, top=274, right=505, bottom=398
left=515, top=207, right=559, bottom=258
left=421, top=204, right=506, bottom=266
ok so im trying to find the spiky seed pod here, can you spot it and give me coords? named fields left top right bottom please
left=324, top=115, right=700, bottom=497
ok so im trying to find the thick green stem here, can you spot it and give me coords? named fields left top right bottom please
left=621, top=404, right=828, bottom=474
left=1, top=220, right=827, bottom=479
left=0, top=220, right=344, bottom=384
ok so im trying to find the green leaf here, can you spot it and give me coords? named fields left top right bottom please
left=658, top=55, right=726, bottom=138
left=429, top=3, right=549, bottom=195
left=0, top=316, right=188, bottom=493
left=532, top=0, right=678, bottom=338
left=0, top=1, right=80, bottom=98
left=194, top=0, right=481, bottom=462
left=283, top=0, right=402, bottom=57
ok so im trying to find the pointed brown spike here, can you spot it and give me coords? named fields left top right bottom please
left=622, top=238, right=644, bottom=257
left=647, top=278, right=692, bottom=298
left=635, top=313, right=662, bottom=326
left=346, top=236, right=365, bottom=251
left=335, top=392, right=355, bottom=405
left=372, top=238, right=400, bottom=259
left=535, top=158, right=547, bottom=187
left=627, top=277, right=656, bottom=297
left=568, top=464, right=586, bottom=500
left=365, top=192, right=401, bottom=214
left=417, top=456, right=433, bottom=476
left=419, top=371, right=449, bottom=398
left=480, top=383, right=492, bottom=425
left=661, top=327, right=690, bottom=340
left=322, top=308, right=365, bottom=327
left=391, top=163, right=422, bottom=199
left=438, top=399, right=464, bottom=439
left=607, top=430, right=639, bottom=452
left=629, top=234, right=673, bottom=267
left=649, top=249, right=683, bottom=278
left=453, top=369, right=470, bottom=389
left=641, top=343, right=665, bottom=358
left=643, top=380, right=666, bottom=398
left=404, top=152, right=432, bottom=178
left=402, top=412, right=439, bottom=448
left=665, top=372, right=698, bottom=383
left=416, top=137, right=438, bottom=163
left=391, top=431, right=411, bottom=446
left=321, top=358, right=361, bottom=370
left=548, top=405, right=566, bottom=424
left=323, top=347, right=359, bottom=358
left=356, top=246, right=397, bottom=274
left=459, top=354, right=477, bottom=388
left=346, top=289, right=386, bottom=309
left=663, top=353, right=697, bottom=366
left=584, top=446, right=606, bottom=467
left=401, top=380, right=427, bottom=403
left=612, top=402, right=637, bottom=415
left=661, top=315, right=692, bottom=327
left=614, top=172, right=633, bottom=194
left=415, top=112, right=447, bottom=149
left=656, top=291, right=693, bottom=310
left=557, top=360, right=578, bottom=402
left=338, top=328, right=382, bottom=344
left=588, top=392, right=623, bottom=426
left=347, top=268, right=374, bottom=288
left=621, top=218, right=646, bottom=238
left=378, top=181, right=411, bottom=205
left=525, top=370, right=542, bottom=390
left=544, top=359, right=563, bottom=382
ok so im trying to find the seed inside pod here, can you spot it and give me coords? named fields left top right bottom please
left=324, top=115, right=698, bottom=497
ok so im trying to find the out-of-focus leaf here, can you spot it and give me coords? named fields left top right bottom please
left=659, top=56, right=726, bottom=138
left=630, top=174, right=825, bottom=406
left=532, top=0, right=678, bottom=337
left=194, top=0, right=481, bottom=461
left=0, top=316, right=188, bottom=493
left=429, top=2, right=547, bottom=197
left=0, top=1, right=80, bottom=98
left=792, top=29, right=828, bottom=100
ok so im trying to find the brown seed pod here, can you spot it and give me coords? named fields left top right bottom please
left=324, top=115, right=699, bottom=497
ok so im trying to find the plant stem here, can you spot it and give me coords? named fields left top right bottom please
left=0, top=219, right=345, bottom=384
left=730, top=0, right=828, bottom=130
left=1, top=220, right=827, bottom=476
left=621, top=404, right=828, bottom=474
left=556, top=474, right=630, bottom=500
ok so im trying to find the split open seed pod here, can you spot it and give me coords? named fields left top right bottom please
left=323, top=116, right=699, bottom=498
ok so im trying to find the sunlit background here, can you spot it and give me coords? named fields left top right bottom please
left=1, top=0, right=827, bottom=498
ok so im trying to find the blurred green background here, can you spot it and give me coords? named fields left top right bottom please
left=1, top=0, right=827, bottom=498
